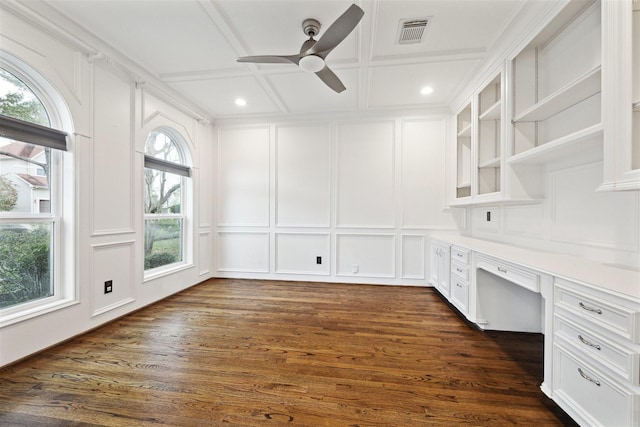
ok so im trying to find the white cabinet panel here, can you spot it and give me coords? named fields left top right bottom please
left=275, top=124, right=331, bottom=227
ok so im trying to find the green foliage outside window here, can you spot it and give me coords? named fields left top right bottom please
left=0, top=225, right=51, bottom=308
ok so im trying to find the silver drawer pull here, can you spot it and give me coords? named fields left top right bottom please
left=456, top=283, right=463, bottom=288
left=456, top=253, right=464, bottom=257
left=578, top=367, right=601, bottom=386
left=456, top=268, right=463, bottom=273
left=497, top=267, right=507, bottom=273
left=579, top=302, right=603, bottom=315
left=578, top=334, right=601, bottom=350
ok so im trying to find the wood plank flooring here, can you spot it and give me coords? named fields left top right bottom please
left=0, top=279, right=577, bottom=426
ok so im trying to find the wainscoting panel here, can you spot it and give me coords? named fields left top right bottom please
left=91, top=240, right=136, bottom=317
left=336, top=121, right=395, bottom=228
left=198, top=230, right=211, bottom=276
left=217, top=126, right=270, bottom=226
left=401, top=119, right=454, bottom=229
left=275, top=124, right=331, bottom=227
left=336, top=234, right=395, bottom=278
left=402, top=234, right=425, bottom=280
left=275, top=233, right=330, bottom=275
left=91, top=63, right=134, bottom=235
left=217, top=231, right=270, bottom=273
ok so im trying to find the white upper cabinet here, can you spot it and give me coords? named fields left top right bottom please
left=600, top=0, right=640, bottom=191
left=454, top=101, right=472, bottom=202
left=448, top=0, right=639, bottom=207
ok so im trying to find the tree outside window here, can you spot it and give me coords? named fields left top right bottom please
left=144, top=130, right=190, bottom=271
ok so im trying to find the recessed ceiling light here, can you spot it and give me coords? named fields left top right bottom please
left=235, top=98, right=247, bottom=106
left=420, top=86, right=434, bottom=95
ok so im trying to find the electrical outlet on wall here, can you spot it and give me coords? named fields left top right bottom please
left=486, top=211, right=491, bottom=222
left=104, top=280, right=113, bottom=294
left=316, top=256, right=322, bottom=265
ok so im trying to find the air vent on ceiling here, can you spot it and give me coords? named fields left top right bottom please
left=397, top=19, right=430, bottom=44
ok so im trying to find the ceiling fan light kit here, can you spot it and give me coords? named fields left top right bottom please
left=236, top=4, right=365, bottom=93
left=299, top=55, right=325, bottom=73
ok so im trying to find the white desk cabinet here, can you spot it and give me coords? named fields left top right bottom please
left=430, top=234, right=640, bottom=427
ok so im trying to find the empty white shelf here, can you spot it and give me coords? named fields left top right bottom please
left=479, top=100, right=501, bottom=121
left=457, top=123, right=472, bottom=137
left=512, top=66, right=601, bottom=123
left=508, top=123, right=603, bottom=165
left=478, top=157, right=501, bottom=168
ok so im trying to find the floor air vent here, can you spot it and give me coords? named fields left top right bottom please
left=397, top=19, right=429, bottom=44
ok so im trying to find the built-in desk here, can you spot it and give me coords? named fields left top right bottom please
left=428, top=234, right=640, bottom=427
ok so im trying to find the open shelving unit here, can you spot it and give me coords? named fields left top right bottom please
left=510, top=1, right=602, bottom=166
left=477, top=73, right=502, bottom=196
left=455, top=102, right=472, bottom=200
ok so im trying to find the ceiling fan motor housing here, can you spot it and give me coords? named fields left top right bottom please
left=302, top=18, right=321, bottom=37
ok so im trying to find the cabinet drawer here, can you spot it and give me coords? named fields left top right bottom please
left=451, top=261, right=469, bottom=281
left=476, top=255, right=540, bottom=293
left=556, top=282, right=640, bottom=343
left=450, top=278, right=469, bottom=313
left=555, top=313, right=640, bottom=385
left=553, top=344, right=638, bottom=427
left=451, top=246, right=470, bottom=265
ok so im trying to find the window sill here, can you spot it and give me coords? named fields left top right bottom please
left=143, top=262, right=194, bottom=283
left=0, top=297, right=80, bottom=328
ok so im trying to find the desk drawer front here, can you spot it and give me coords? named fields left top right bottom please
left=451, top=247, right=470, bottom=265
left=450, top=278, right=469, bottom=313
left=476, top=256, right=540, bottom=293
left=556, top=284, right=638, bottom=342
left=553, top=344, right=636, bottom=427
left=555, top=314, right=639, bottom=385
left=451, top=262, right=469, bottom=281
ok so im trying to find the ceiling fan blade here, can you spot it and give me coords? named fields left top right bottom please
left=236, top=55, right=299, bottom=65
left=308, top=4, right=364, bottom=56
left=315, top=65, right=346, bottom=93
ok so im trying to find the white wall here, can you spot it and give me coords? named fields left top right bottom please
left=215, top=117, right=459, bottom=285
left=462, top=161, right=640, bottom=269
left=0, top=4, right=214, bottom=366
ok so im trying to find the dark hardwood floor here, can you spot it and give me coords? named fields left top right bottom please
left=0, top=278, right=577, bottom=426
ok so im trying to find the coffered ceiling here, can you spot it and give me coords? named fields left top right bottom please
left=44, top=0, right=526, bottom=120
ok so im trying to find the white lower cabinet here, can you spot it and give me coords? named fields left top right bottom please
left=450, top=246, right=471, bottom=315
left=553, top=278, right=640, bottom=426
left=450, top=276, right=469, bottom=314
left=429, top=235, right=640, bottom=426
left=429, top=240, right=450, bottom=297
left=553, top=344, right=639, bottom=427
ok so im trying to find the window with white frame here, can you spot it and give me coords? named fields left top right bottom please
left=143, top=129, right=191, bottom=272
left=0, top=67, right=67, bottom=313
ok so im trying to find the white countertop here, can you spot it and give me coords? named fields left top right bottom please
left=431, top=234, right=640, bottom=300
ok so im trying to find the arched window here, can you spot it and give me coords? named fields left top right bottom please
left=143, top=129, right=191, bottom=272
left=0, top=66, right=69, bottom=314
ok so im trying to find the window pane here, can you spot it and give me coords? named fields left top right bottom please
left=145, top=131, right=182, bottom=163
left=0, top=68, right=50, bottom=127
left=144, top=218, right=183, bottom=270
left=0, top=138, right=50, bottom=214
left=0, top=222, right=52, bottom=309
left=144, top=168, right=182, bottom=214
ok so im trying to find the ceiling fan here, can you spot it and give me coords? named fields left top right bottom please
left=236, top=4, right=364, bottom=93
